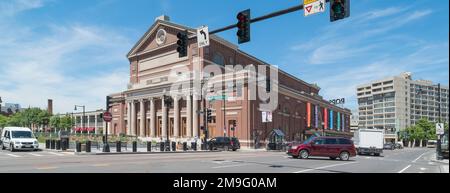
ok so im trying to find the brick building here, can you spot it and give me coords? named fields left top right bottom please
left=107, top=16, right=351, bottom=148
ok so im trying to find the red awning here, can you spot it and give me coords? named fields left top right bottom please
left=87, top=127, right=95, bottom=132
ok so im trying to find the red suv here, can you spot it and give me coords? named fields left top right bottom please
left=287, top=136, right=356, bottom=161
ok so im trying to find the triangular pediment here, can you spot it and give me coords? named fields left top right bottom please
left=127, top=20, right=196, bottom=58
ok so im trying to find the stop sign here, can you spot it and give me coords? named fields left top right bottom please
left=103, top=111, right=112, bottom=122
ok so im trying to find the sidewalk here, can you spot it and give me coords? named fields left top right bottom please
left=429, top=153, right=449, bottom=173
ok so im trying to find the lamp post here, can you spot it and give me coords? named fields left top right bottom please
left=74, top=105, right=85, bottom=134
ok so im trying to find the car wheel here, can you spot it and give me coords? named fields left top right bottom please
left=1, top=144, right=4, bottom=150
left=10, top=144, right=15, bottom=152
left=339, top=151, right=350, bottom=161
left=232, top=148, right=237, bottom=151
left=292, top=155, right=299, bottom=159
left=299, top=150, right=309, bottom=159
left=329, top=157, right=337, bottom=160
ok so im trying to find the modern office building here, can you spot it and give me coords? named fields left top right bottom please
left=107, top=15, right=352, bottom=148
left=356, top=72, right=449, bottom=142
left=350, top=109, right=359, bottom=134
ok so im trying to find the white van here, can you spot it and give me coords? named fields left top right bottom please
left=1, top=127, right=39, bottom=151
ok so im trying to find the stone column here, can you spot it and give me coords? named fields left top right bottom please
left=131, top=101, right=136, bottom=136
left=162, top=96, right=168, bottom=139
left=94, top=114, right=98, bottom=134
left=87, top=115, right=90, bottom=134
left=127, top=102, right=131, bottom=135
left=193, top=95, right=199, bottom=138
left=150, top=98, right=156, bottom=137
left=174, top=96, right=180, bottom=138
left=186, top=95, right=192, bottom=138
left=139, top=99, right=145, bottom=137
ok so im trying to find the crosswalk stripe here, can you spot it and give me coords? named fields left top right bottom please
left=47, top=152, right=64, bottom=156
left=6, top=154, right=21, bottom=158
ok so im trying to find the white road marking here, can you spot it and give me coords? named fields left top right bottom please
left=412, top=151, right=430, bottom=163
left=29, top=153, right=43, bottom=157
left=212, top=164, right=249, bottom=169
left=398, top=165, right=412, bottom=173
left=47, top=152, right=64, bottom=156
left=428, top=162, right=434, bottom=165
left=36, top=166, right=58, bottom=170
left=293, top=162, right=357, bottom=173
left=6, top=154, right=21, bottom=158
left=420, top=167, right=427, bottom=171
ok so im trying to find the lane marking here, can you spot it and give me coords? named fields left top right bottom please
left=212, top=164, right=249, bottom=169
left=420, top=167, right=427, bottom=171
left=412, top=151, right=430, bottom=163
left=293, top=162, right=357, bottom=173
left=91, top=163, right=110, bottom=167
left=398, top=165, right=412, bottom=173
left=29, top=153, right=43, bottom=157
left=47, top=152, right=64, bottom=156
left=61, top=152, right=74, bottom=155
left=6, top=154, right=21, bottom=158
left=36, top=166, right=58, bottom=170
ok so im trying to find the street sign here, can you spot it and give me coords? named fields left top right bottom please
left=262, top=111, right=273, bottom=123
left=197, top=26, right=210, bottom=48
left=103, top=111, right=112, bottom=122
left=207, top=95, right=227, bottom=101
left=304, top=0, right=326, bottom=17
left=436, top=123, right=445, bottom=135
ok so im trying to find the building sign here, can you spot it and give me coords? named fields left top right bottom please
left=330, top=98, right=345, bottom=105
left=262, top=111, right=272, bottom=123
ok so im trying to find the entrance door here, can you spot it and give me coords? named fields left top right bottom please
left=228, top=120, right=236, bottom=138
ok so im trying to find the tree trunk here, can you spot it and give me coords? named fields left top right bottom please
left=419, top=140, right=423, bottom=147
left=408, top=140, right=411, bottom=148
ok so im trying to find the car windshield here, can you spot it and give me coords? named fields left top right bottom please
left=11, top=131, right=33, bottom=138
left=303, top=136, right=316, bottom=144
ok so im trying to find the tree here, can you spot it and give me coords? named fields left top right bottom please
left=416, top=118, right=435, bottom=145
left=59, top=115, right=73, bottom=131
left=0, top=115, right=9, bottom=128
left=49, top=115, right=61, bottom=132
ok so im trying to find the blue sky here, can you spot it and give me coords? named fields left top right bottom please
left=0, top=0, right=448, bottom=113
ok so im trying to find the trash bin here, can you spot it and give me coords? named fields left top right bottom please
left=160, top=142, right=164, bottom=152
left=50, top=139, right=56, bottom=149
left=76, top=141, right=81, bottom=152
left=45, top=139, right=50, bottom=149
left=132, top=141, right=137, bottom=152
left=55, top=140, right=61, bottom=150
left=147, top=142, right=152, bottom=152
left=116, top=141, right=121, bottom=152
left=172, top=142, right=176, bottom=151
left=165, top=141, right=170, bottom=151
left=191, top=142, right=197, bottom=151
left=61, top=138, right=67, bottom=151
left=183, top=142, right=187, bottom=151
left=86, top=141, right=91, bottom=153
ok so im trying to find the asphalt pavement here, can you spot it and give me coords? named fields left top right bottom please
left=0, top=147, right=447, bottom=173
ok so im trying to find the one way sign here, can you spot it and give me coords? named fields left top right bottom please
left=197, top=26, right=210, bottom=48
left=304, top=0, right=326, bottom=17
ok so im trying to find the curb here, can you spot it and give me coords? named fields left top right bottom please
left=430, top=159, right=449, bottom=164
left=74, top=150, right=222, bottom=156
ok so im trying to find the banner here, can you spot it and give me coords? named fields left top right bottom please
left=307, top=103, right=311, bottom=128
left=329, top=110, right=333, bottom=129
left=315, top=105, right=318, bottom=128
left=337, top=112, right=341, bottom=131
left=324, top=108, right=328, bottom=129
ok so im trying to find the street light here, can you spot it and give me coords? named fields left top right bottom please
left=417, top=83, right=443, bottom=160
left=74, top=105, right=86, bottom=134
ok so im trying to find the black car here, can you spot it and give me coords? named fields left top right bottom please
left=383, top=142, right=395, bottom=150
left=208, top=137, right=240, bottom=151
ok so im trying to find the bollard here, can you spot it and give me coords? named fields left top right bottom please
left=132, top=141, right=137, bottom=152
left=86, top=141, right=91, bottom=153
left=76, top=141, right=81, bottom=152
left=61, top=139, right=67, bottom=151
left=116, top=141, right=121, bottom=152
left=147, top=142, right=152, bottom=152
left=55, top=140, right=61, bottom=150
left=50, top=139, right=56, bottom=149
left=165, top=141, right=170, bottom=151
left=45, top=139, right=50, bottom=149
left=172, top=142, right=176, bottom=152
left=191, top=142, right=197, bottom=151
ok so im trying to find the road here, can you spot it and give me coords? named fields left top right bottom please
left=0, top=147, right=447, bottom=173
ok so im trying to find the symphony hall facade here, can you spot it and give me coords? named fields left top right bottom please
left=107, top=16, right=352, bottom=148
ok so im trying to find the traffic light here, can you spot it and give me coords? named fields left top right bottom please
left=106, top=96, right=112, bottom=110
left=206, top=109, right=212, bottom=122
left=99, top=113, right=103, bottom=119
left=330, top=0, right=350, bottom=22
left=176, top=30, right=188, bottom=57
left=236, top=9, right=251, bottom=44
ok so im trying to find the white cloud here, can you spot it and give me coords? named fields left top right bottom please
left=0, top=0, right=44, bottom=17
left=0, top=4, right=132, bottom=114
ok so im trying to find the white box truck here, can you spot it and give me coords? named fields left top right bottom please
left=353, top=129, right=384, bottom=156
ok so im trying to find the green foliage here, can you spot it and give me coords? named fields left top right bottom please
left=59, top=115, right=73, bottom=130
left=0, top=115, right=8, bottom=128
left=49, top=115, right=61, bottom=130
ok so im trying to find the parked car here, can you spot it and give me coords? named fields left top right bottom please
left=208, top=137, right=240, bottom=151
left=383, top=142, right=395, bottom=150
left=1, top=127, right=39, bottom=152
left=427, top=140, right=437, bottom=148
left=287, top=136, right=357, bottom=161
